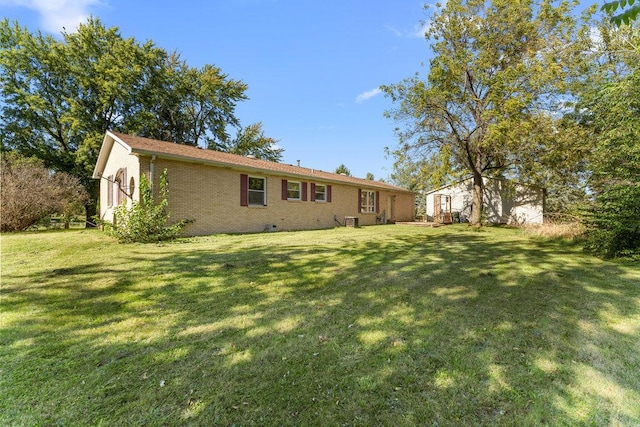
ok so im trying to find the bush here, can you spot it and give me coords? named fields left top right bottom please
left=0, top=152, right=88, bottom=232
left=582, top=184, right=640, bottom=258
left=104, top=169, right=190, bottom=243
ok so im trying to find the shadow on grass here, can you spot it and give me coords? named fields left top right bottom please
left=2, top=226, right=639, bottom=425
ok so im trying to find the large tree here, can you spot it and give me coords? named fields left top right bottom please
left=573, top=22, right=640, bottom=256
left=222, top=122, right=283, bottom=161
left=0, top=18, right=166, bottom=223
left=382, top=0, right=592, bottom=225
left=0, top=18, right=278, bottom=225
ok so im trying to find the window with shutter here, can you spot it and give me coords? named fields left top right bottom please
left=314, top=184, right=326, bottom=202
left=248, top=176, right=267, bottom=206
left=285, top=180, right=301, bottom=200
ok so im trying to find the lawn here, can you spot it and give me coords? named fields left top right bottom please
left=1, top=225, right=639, bottom=426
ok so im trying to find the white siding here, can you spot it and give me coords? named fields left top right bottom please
left=425, top=177, right=543, bottom=224
left=98, top=141, right=140, bottom=222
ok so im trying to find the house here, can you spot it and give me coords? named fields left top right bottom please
left=92, top=131, right=415, bottom=235
left=424, top=177, right=544, bottom=224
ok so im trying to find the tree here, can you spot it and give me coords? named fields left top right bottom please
left=218, top=122, right=283, bottom=162
left=582, top=68, right=640, bottom=256
left=382, top=0, right=592, bottom=225
left=0, top=18, right=166, bottom=225
left=365, top=172, right=375, bottom=180
left=134, top=52, right=249, bottom=147
left=0, top=153, right=88, bottom=231
left=573, top=22, right=640, bottom=256
left=334, top=164, right=351, bottom=176
left=602, top=0, right=640, bottom=25
left=0, top=18, right=277, bottom=226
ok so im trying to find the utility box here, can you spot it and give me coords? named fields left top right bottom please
left=345, top=216, right=359, bottom=228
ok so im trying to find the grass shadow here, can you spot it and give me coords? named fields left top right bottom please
left=1, top=226, right=639, bottom=425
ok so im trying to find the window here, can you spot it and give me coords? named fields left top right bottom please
left=287, top=181, right=301, bottom=200
left=248, top=176, right=266, bottom=206
left=360, top=190, right=377, bottom=213
left=310, top=183, right=331, bottom=202
left=314, top=184, right=326, bottom=202
left=114, top=168, right=127, bottom=205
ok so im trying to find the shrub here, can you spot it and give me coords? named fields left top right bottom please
left=582, top=185, right=640, bottom=258
left=0, top=152, right=88, bottom=232
left=105, top=169, right=190, bottom=243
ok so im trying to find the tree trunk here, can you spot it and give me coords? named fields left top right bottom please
left=83, top=179, right=99, bottom=228
left=471, top=170, right=483, bottom=226
left=85, top=199, right=97, bottom=228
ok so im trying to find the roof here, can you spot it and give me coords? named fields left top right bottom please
left=424, top=176, right=543, bottom=195
left=93, top=131, right=413, bottom=193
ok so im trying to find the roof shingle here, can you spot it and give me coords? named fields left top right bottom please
left=109, top=131, right=412, bottom=193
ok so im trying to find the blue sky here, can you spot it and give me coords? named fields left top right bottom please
left=0, top=0, right=436, bottom=181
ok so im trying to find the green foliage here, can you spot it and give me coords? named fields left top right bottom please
left=135, top=52, right=250, bottom=147
left=218, top=121, right=283, bottom=162
left=334, top=164, right=351, bottom=176
left=602, top=0, right=640, bottom=25
left=0, top=18, right=167, bottom=222
left=581, top=64, right=640, bottom=257
left=566, top=20, right=640, bottom=257
left=105, top=169, right=190, bottom=243
left=382, top=0, right=593, bottom=225
left=0, top=18, right=278, bottom=223
left=583, top=183, right=640, bottom=257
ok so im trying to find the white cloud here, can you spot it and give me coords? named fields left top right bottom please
left=355, top=88, right=382, bottom=104
left=411, top=21, right=430, bottom=39
left=0, top=0, right=103, bottom=33
left=385, top=21, right=430, bottom=39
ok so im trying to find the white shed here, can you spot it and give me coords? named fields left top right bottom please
left=425, top=177, right=544, bottom=224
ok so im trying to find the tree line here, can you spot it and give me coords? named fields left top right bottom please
left=0, top=17, right=281, bottom=228
left=383, top=0, right=639, bottom=257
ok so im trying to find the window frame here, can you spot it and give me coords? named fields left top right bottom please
left=360, top=190, right=376, bottom=213
left=314, top=183, right=327, bottom=202
left=287, top=180, right=302, bottom=201
left=248, top=175, right=267, bottom=206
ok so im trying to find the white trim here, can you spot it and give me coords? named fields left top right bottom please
left=248, top=175, right=267, bottom=206
left=314, top=183, right=327, bottom=202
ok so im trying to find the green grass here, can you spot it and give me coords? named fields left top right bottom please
left=1, top=225, right=639, bottom=426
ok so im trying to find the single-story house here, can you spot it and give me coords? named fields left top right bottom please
left=92, top=131, right=415, bottom=235
left=425, top=176, right=544, bottom=224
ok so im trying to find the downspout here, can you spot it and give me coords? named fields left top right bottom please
left=150, top=154, right=156, bottom=193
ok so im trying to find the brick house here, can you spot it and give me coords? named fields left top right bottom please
left=93, top=131, right=415, bottom=235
